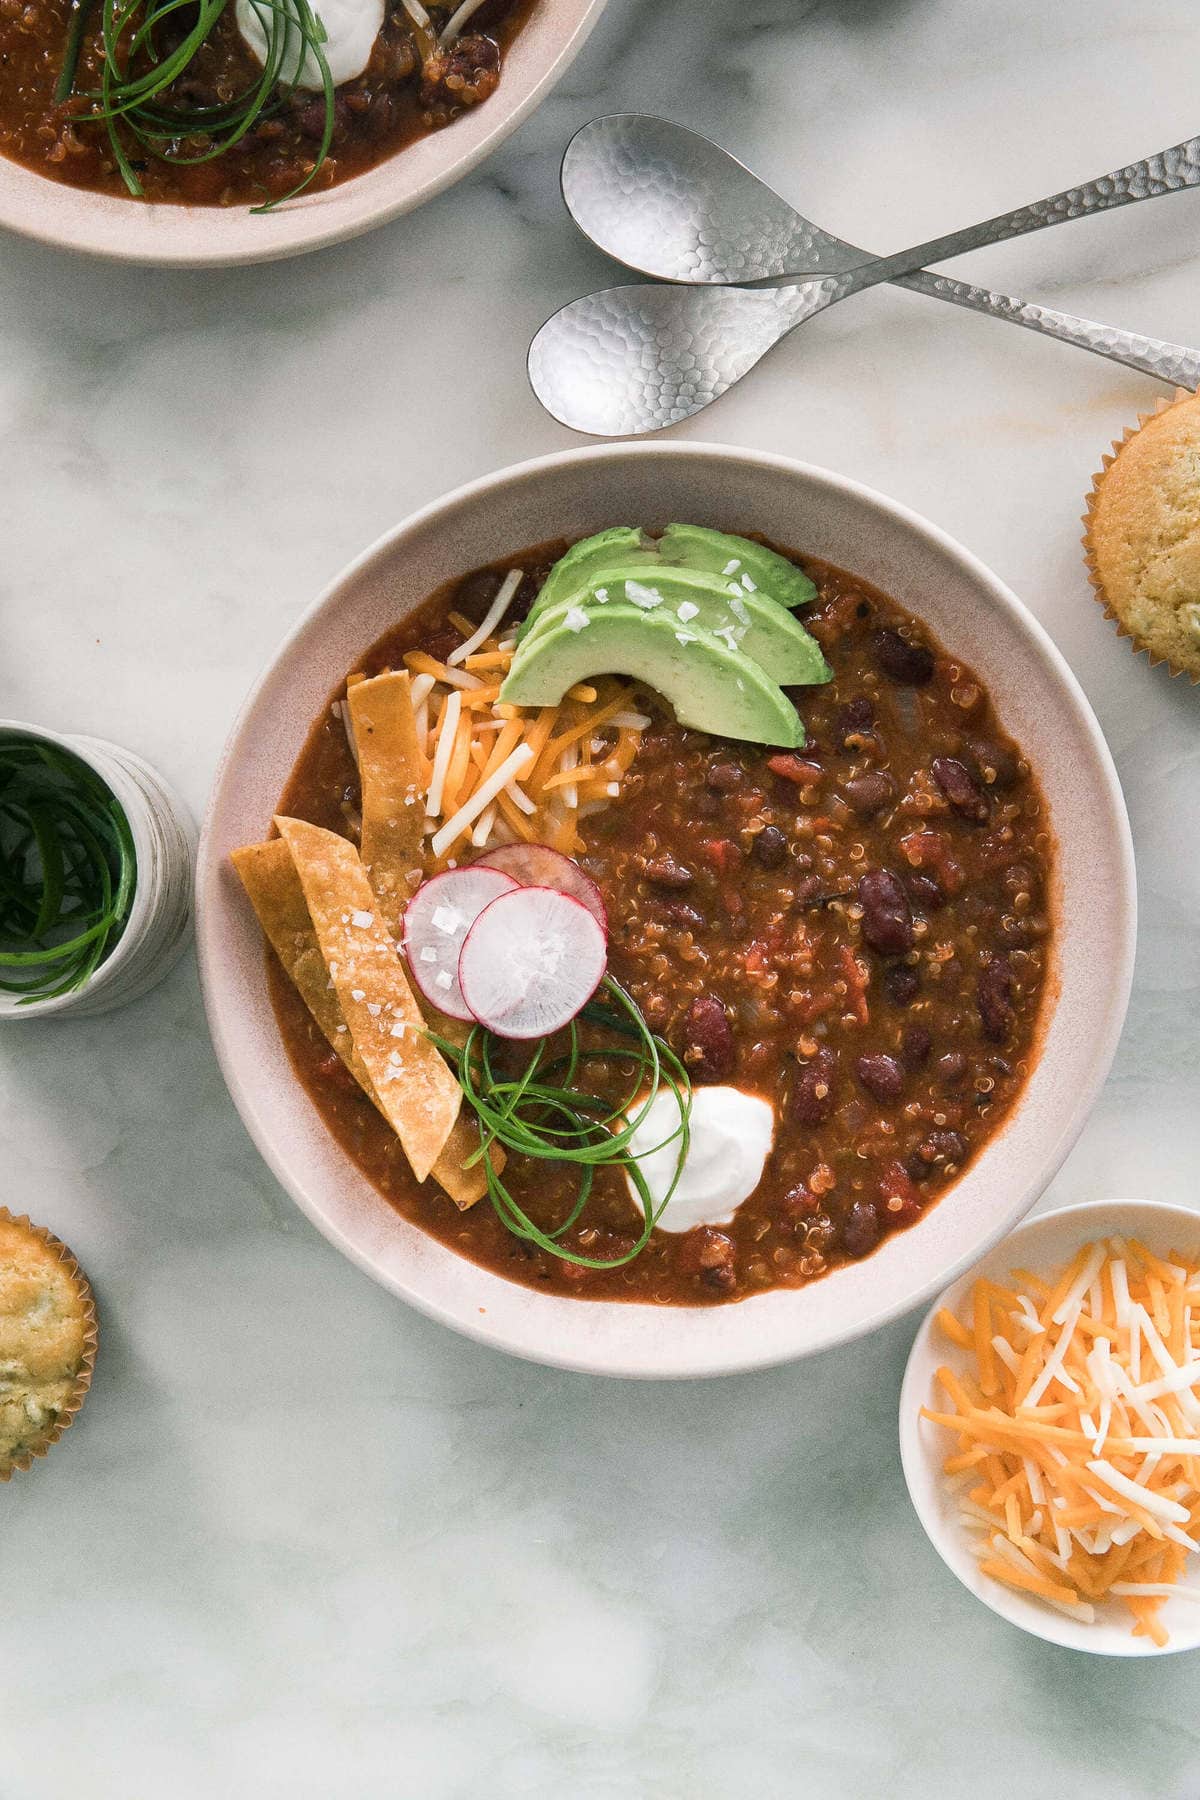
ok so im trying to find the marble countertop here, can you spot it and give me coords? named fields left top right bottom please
left=3, top=0, right=1200, bottom=1792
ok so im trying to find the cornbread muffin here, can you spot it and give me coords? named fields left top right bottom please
left=0, top=1211, right=95, bottom=1479
left=1084, top=390, right=1200, bottom=679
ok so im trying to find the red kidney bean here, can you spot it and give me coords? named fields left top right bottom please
left=842, top=1200, right=881, bottom=1259
left=856, top=1052, right=906, bottom=1102
left=882, top=964, right=920, bottom=1006
left=792, top=1047, right=838, bottom=1124
left=936, top=1050, right=968, bottom=1087
left=644, top=855, right=694, bottom=889
left=752, top=824, right=788, bottom=868
left=683, top=995, right=736, bottom=1082
left=911, top=1129, right=968, bottom=1171
left=932, top=756, right=989, bottom=822
left=779, top=1184, right=821, bottom=1231
left=858, top=868, right=914, bottom=955
left=978, top=955, right=1015, bottom=1042
left=965, top=734, right=1021, bottom=790
left=842, top=771, right=896, bottom=817
left=874, top=628, right=934, bottom=685
left=900, top=1025, right=932, bottom=1069
left=656, top=899, right=706, bottom=933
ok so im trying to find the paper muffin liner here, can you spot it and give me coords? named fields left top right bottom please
left=1082, top=386, right=1200, bottom=684
left=0, top=1210, right=97, bottom=1481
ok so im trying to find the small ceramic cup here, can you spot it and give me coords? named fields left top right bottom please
left=0, top=720, right=196, bottom=1020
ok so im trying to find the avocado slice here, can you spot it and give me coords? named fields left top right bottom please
left=530, top=527, right=657, bottom=618
left=523, top=565, right=830, bottom=687
left=500, top=603, right=802, bottom=747
left=658, top=524, right=818, bottom=610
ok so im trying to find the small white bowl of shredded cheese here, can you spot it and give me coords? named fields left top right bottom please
left=900, top=1199, right=1200, bottom=1656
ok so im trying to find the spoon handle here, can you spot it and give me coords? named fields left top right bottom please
left=893, top=270, right=1200, bottom=387
left=848, top=137, right=1200, bottom=291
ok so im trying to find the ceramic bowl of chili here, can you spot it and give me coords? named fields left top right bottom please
left=0, top=0, right=606, bottom=266
left=197, top=441, right=1136, bottom=1378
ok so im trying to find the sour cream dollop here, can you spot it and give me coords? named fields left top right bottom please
left=625, top=1086, right=775, bottom=1233
left=236, top=0, right=384, bottom=90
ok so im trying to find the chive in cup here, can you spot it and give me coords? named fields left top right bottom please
left=0, top=721, right=195, bottom=1019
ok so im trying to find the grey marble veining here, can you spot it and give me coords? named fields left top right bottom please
left=2, top=0, right=1200, bottom=1793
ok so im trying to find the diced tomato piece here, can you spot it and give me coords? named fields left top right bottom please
left=837, top=942, right=869, bottom=1026
left=899, top=829, right=965, bottom=896
left=701, top=837, right=739, bottom=874
left=767, top=754, right=823, bottom=787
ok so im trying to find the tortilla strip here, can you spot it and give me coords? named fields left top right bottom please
left=231, top=839, right=493, bottom=1207
left=345, top=671, right=426, bottom=939
left=272, top=816, right=462, bottom=1184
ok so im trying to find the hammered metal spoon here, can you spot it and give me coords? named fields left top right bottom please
left=530, top=118, right=1200, bottom=435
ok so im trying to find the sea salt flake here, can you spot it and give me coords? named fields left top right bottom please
left=594, top=587, right=609, bottom=604
left=741, top=573, right=757, bottom=592
left=419, top=946, right=439, bottom=964
left=728, top=595, right=750, bottom=625
left=351, top=988, right=365, bottom=1002
left=434, top=970, right=453, bottom=990
left=676, top=601, right=700, bottom=622
left=390, top=1023, right=406, bottom=1038
left=722, top=559, right=741, bottom=576
left=432, top=904, right=462, bottom=934
left=564, top=607, right=590, bottom=633
left=351, top=909, right=374, bottom=928
left=366, top=1002, right=382, bottom=1017
left=625, top=580, right=663, bottom=610
left=675, top=631, right=696, bottom=645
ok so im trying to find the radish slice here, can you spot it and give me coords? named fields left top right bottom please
left=474, top=842, right=607, bottom=930
left=458, top=886, right=608, bottom=1039
left=402, top=866, right=518, bottom=1020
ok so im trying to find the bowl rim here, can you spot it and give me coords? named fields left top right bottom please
left=899, top=1197, right=1200, bottom=1657
left=0, top=0, right=607, bottom=267
left=197, top=440, right=1137, bottom=1378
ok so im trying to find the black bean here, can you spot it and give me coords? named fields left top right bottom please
left=856, top=1052, right=906, bottom=1103
left=842, top=1200, right=881, bottom=1259
left=706, top=762, right=744, bottom=793
left=858, top=868, right=914, bottom=955
left=906, top=871, right=944, bottom=912
left=900, top=1025, right=932, bottom=1069
left=882, top=964, right=920, bottom=1007
left=842, top=771, right=896, bottom=818
left=874, top=628, right=934, bottom=686
left=753, top=825, right=788, bottom=869
left=931, top=756, right=989, bottom=822
left=682, top=995, right=735, bottom=1082
left=645, top=856, right=693, bottom=890
left=978, top=955, right=1015, bottom=1042
left=835, top=695, right=875, bottom=742
left=936, top=1051, right=968, bottom=1087
left=792, top=1048, right=837, bottom=1124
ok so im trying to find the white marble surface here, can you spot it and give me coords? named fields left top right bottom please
left=2, top=0, right=1199, bottom=1792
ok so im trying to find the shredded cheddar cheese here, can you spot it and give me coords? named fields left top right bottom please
left=342, top=569, right=649, bottom=864
left=924, top=1237, right=1200, bottom=1645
